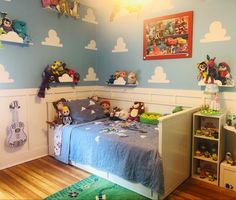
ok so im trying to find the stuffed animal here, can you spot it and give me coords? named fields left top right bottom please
left=127, top=72, right=137, bottom=84
left=129, top=102, right=145, bottom=121
left=118, top=109, right=129, bottom=121
left=0, top=12, right=13, bottom=33
left=12, top=20, right=32, bottom=43
left=100, top=100, right=110, bottom=117
left=62, top=106, right=73, bottom=125
left=56, top=0, right=71, bottom=16
left=205, top=55, right=218, bottom=84
left=217, top=62, right=232, bottom=85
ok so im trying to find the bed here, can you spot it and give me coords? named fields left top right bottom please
left=47, top=99, right=199, bottom=199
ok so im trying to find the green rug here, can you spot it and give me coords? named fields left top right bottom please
left=45, top=175, right=151, bottom=200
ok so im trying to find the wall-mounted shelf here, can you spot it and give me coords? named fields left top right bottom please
left=106, top=84, right=138, bottom=88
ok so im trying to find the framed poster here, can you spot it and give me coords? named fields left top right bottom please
left=143, top=11, right=193, bottom=60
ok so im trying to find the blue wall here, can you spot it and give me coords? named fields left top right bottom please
left=96, top=0, right=236, bottom=91
left=0, top=0, right=97, bottom=89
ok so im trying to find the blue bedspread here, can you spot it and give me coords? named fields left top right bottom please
left=55, top=119, right=164, bottom=195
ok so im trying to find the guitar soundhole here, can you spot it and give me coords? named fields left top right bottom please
left=15, top=128, right=21, bottom=133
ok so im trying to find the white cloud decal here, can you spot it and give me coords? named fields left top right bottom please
left=0, top=64, right=14, bottom=83
left=85, top=40, right=97, bottom=50
left=143, top=0, right=173, bottom=13
left=113, top=77, right=126, bottom=85
left=84, top=67, right=99, bottom=81
left=148, top=66, right=170, bottom=83
left=41, top=29, right=63, bottom=47
left=58, top=74, right=73, bottom=82
left=82, top=8, right=98, bottom=24
left=200, top=21, right=231, bottom=43
left=0, top=31, right=23, bottom=43
left=112, top=37, right=128, bottom=53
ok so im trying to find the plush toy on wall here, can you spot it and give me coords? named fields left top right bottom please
left=0, top=12, right=32, bottom=44
left=37, top=61, right=80, bottom=98
left=106, top=71, right=138, bottom=86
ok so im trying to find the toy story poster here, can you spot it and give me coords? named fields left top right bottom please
left=143, top=11, right=193, bottom=60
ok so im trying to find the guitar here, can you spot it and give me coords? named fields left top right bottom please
left=7, top=101, right=27, bottom=147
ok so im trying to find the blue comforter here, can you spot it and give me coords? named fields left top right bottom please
left=55, top=119, right=164, bottom=195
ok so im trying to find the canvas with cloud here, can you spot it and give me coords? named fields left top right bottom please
left=41, top=29, right=63, bottom=47
left=148, top=66, right=170, bottom=83
left=0, top=64, right=14, bottom=83
left=82, top=8, right=98, bottom=24
left=84, top=67, right=99, bottom=81
left=112, top=37, right=128, bottom=53
left=200, top=21, right=231, bottom=43
left=85, top=40, right=97, bottom=50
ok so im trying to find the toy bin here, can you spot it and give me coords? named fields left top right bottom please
left=220, top=161, right=236, bottom=191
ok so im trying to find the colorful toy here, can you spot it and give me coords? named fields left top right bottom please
left=110, top=107, right=121, bottom=120
left=118, top=109, right=129, bottom=121
left=68, top=190, right=78, bottom=198
left=129, top=102, right=145, bottom=122
left=56, top=0, right=71, bottom=16
left=205, top=55, right=218, bottom=84
left=12, top=20, right=32, bottom=43
left=0, top=12, right=13, bottom=32
left=37, top=61, right=80, bottom=98
left=70, top=0, right=80, bottom=19
left=225, top=152, right=235, bottom=165
left=217, top=62, right=233, bottom=85
left=197, top=61, right=207, bottom=81
left=140, top=112, right=162, bottom=125
left=62, top=106, right=72, bottom=125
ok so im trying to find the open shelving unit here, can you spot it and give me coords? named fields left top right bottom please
left=192, top=112, right=226, bottom=186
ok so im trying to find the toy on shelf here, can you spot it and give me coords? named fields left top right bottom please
left=106, top=71, right=138, bottom=87
left=37, top=61, right=80, bottom=98
left=195, top=128, right=219, bottom=139
left=197, top=55, right=234, bottom=87
left=225, top=152, right=235, bottom=166
left=201, top=83, right=221, bottom=115
left=41, top=0, right=80, bottom=19
left=0, top=12, right=32, bottom=44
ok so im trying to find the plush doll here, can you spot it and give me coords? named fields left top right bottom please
left=217, top=62, right=232, bottom=85
left=129, top=102, right=145, bottom=121
left=12, top=20, right=32, bottom=43
left=0, top=12, right=13, bottom=33
left=197, top=61, right=207, bottom=81
left=46, top=98, right=67, bottom=127
left=62, top=106, right=73, bottom=125
left=100, top=100, right=111, bottom=116
left=127, top=72, right=137, bottom=84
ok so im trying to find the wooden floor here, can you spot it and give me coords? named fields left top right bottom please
left=0, top=156, right=236, bottom=200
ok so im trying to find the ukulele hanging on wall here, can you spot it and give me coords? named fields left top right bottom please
left=7, top=101, right=27, bottom=147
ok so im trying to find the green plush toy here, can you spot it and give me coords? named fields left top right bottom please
left=172, top=106, right=183, bottom=113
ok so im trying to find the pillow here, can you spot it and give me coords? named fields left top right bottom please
left=65, top=99, right=105, bottom=124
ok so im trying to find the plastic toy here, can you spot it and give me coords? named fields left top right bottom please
left=195, top=150, right=201, bottom=157
left=56, top=0, right=71, bottom=16
left=140, top=112, right=162, bottom=125
left=37, top=61, right=80, bottom=98
left=70, top=0, right=80, bottom=19
left=197, top=61, right=207, bottom=81
left=12, top=20, right=32, bottom=43
left=225, top=152, right=235, bottom=165
left=0, top=12, right=13, bottom=32
left=107, top=75, right=115, bottom=84
left=110, top=107, right=121, bottom=120
left=205, top=55, right=217, bottom=84
left=118, top=109, right=129, bottom=121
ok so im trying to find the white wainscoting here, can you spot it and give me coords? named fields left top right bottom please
left=0, top=86, right=236, bottom=169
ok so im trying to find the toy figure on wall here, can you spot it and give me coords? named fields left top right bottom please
left=41, top=0, right=80, bottom=19
left=0, top=12, right=32, bottom=44
left=143, top=11, right=193, bottom=60
left=197, top=55, right=234, bottom=87
left=37, top=61, right=80, bottom=98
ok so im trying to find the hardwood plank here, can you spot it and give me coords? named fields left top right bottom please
left=0, top=156, right=236, bottom=200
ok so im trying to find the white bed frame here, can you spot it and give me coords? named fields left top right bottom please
left=47, top=101, right=199, bottom=199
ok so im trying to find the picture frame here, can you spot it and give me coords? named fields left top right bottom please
left=143, top=11, right=193, bottom=60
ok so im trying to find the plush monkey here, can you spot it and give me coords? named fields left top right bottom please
left=129, top=102, right=145, bottom=121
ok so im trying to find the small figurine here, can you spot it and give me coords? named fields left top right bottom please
left=110, top=107, right=121, bottom=120
left=107, top=75, right=115, bottom=84
left=204, top=151, right=211, bottom=158
left=0, top=12, right=13, bottom=33
left=225, top=152, right=235, bottom=165
left=56, top=0, right=71, bottom=16
left=12, top=20, right=32, bottom=43
left=195, top=150, right=201, bottom=157
left=70, top=0, right=80, bottom=19
left=208, top=175, right=214, bottom=182
left=195, top=130, right=202, bottom=135
left=200, top=169, right=207, bottom=179
left=119, top=71, right=127, bottom=79
left=127, top=71, right=137, bottom=84
left=197, top=61, right=208, bottom=81
left=205, top=55, right=218, bottom=84
left=68, top=190, right=78, bottom=198
left=100, top=100, right=110, bottom=117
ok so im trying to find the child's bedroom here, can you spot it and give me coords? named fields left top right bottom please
left=0, top=0, right=236, bottom=199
